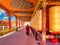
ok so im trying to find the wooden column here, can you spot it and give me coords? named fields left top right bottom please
left=7, top=16, right=11, bottom=30
left=16, top=17, right=18, bottom=29
left=19, top=18, right=20, bottom=28
left=42, top=0, right=46, bottom=45
left=7, top=12, right=11, bottom=30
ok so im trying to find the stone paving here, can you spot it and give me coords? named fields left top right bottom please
left=0, top=28, right=38, bottom=45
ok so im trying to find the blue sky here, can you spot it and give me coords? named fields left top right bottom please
left=11, top=16, right=16, bottom=21
left=0, top=9, right=16, bottom=21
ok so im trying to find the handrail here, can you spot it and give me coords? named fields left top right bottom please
left=30, top=26, right=42, bottom=45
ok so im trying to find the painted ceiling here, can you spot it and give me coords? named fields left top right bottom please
left=14, top=13, right=32, bottom=17
left=10, top=0, right=34, bottom=9
left=46, top=0, right=60, bottom=2
left=0, top=0, right=37, bottom=12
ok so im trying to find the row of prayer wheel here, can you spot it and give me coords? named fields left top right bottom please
left=30, top=6, right=60, bottom=34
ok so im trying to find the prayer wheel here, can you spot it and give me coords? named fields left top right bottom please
left=30, top=10, right=42, bottom=32
left=49, top=6, right=60, bottom=34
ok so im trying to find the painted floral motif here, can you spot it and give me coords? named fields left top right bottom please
left=10, top=0, right=34, bottom=9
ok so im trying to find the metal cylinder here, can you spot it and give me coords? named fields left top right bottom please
left=49, top=6, right=60, bottom=34
left=30, top=10, right=42, bottom=32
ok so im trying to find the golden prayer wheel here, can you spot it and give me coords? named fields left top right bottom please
left=49, top=6, right=60, bottom=34
left=30, top=10, right=42, bottom=32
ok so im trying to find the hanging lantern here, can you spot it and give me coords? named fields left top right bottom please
left=49, top=6, right=60, bottom=34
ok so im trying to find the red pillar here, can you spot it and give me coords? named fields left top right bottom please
left=16, top=17, right=18, bottom=29
left=42, top=0, right=46, bottom=45
left=7, top=16, right=11, bottom=30
left=19, top=18, right=20, bottom=28
left=6, top=11, right=11, bottom=30
left=16, top=18, right=18, bottom=28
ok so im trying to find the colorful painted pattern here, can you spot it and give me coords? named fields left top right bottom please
left=10, top=0, right=34, bottom=9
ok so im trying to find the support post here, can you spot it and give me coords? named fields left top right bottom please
left=42, top=0, right=46, bottom=45
left=8, top=16, right=11, bottom=30
left=19, top=18, right=21, bottom=28
left=16, top=17, right=18, bottom=30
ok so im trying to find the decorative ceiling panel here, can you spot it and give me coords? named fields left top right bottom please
left=19, top=16, right=31, bottom=22
left=46, top=0, right=60, bottom=2
left=10, top=0, right=34, bottom=9
left=0, top=0, right=37, bottom=12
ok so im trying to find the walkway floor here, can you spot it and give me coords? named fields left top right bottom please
left=0, top=28, right=38, bottom=45
left=0, top=28, right=60, bottom=45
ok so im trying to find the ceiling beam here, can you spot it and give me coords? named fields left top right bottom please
left=32, top=0, right=42, bottom=16
left=0, top=4, right=10, bottom=12
left=47, top=2, right=60, bottom=6
left=14, top=13, right=32, bottom=17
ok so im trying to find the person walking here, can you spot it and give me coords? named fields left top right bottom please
left=26, top=25, right=29, bottom=35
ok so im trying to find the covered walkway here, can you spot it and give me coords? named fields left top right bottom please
left=0, top=28, right=38, bottom=45
left=0, top=0, right=60, bottom=45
